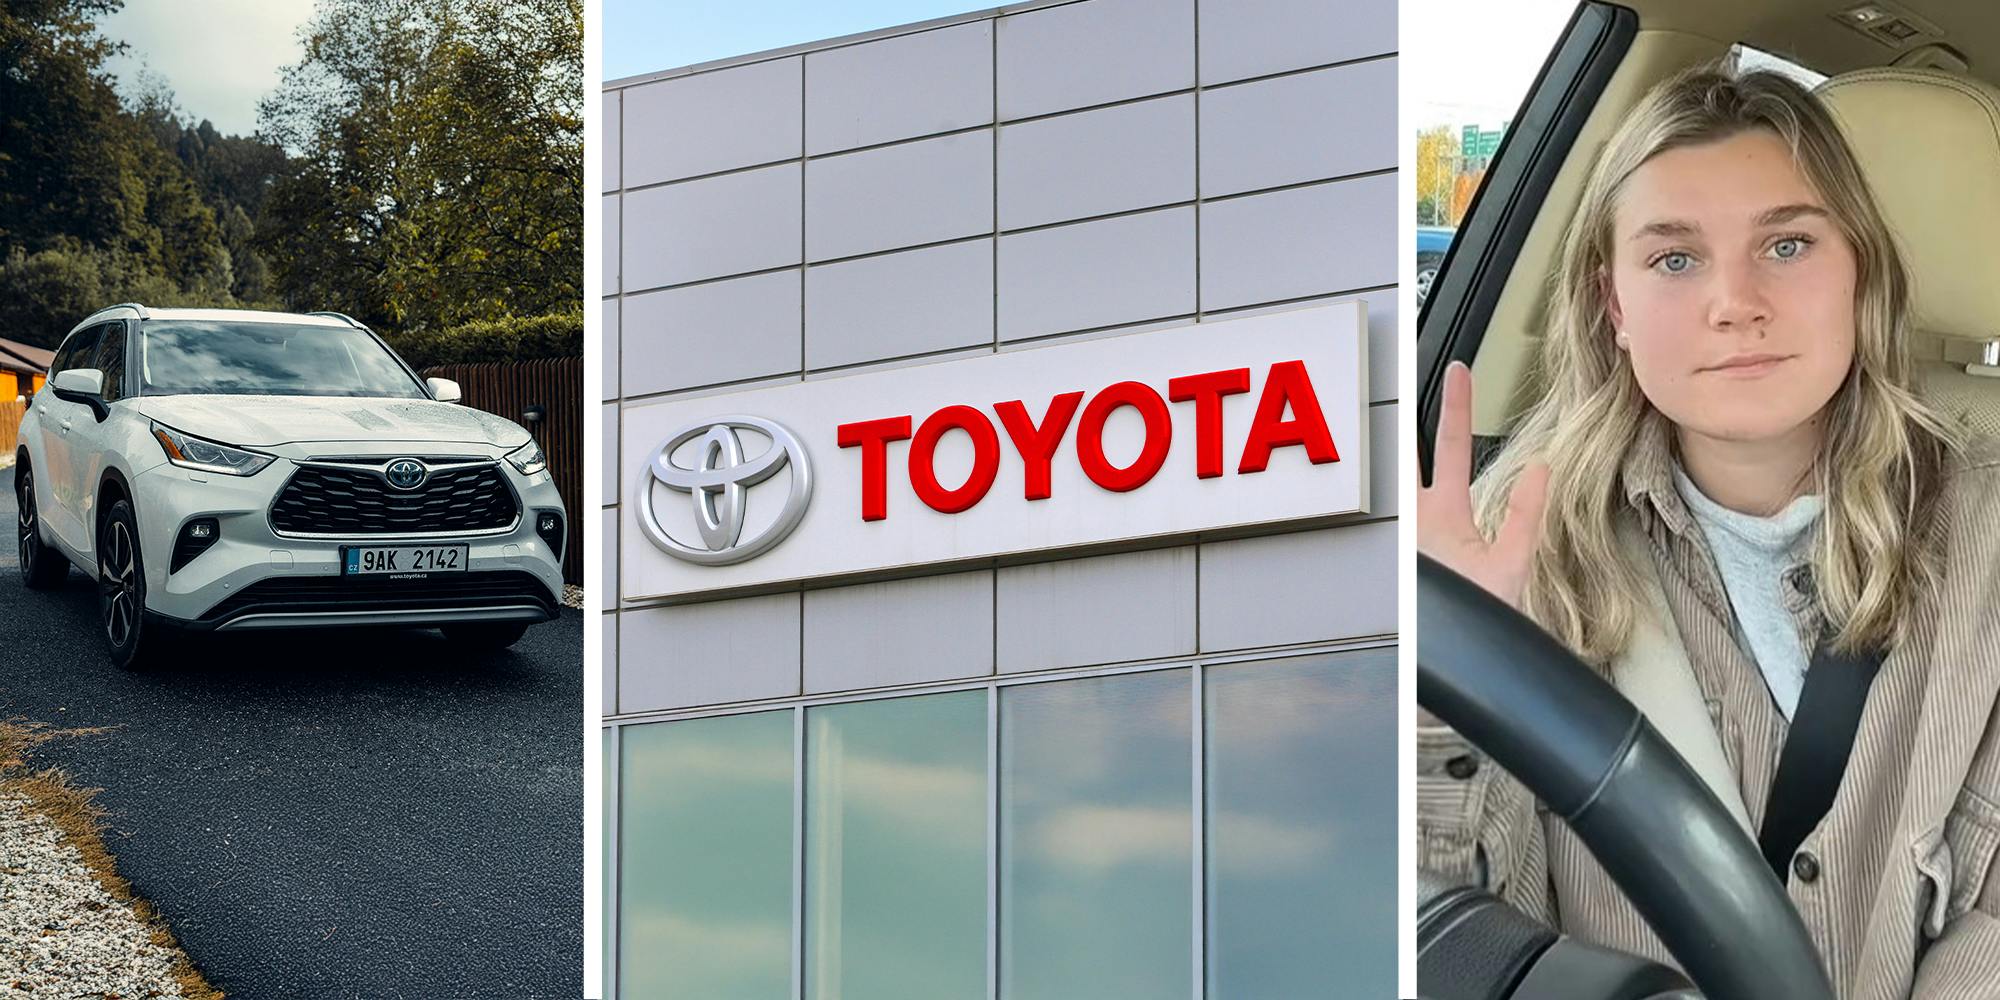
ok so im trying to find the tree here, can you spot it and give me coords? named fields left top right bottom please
left=257, top=0, right=582, bottom=332
left=0, top=0, right=129, bottom=252
left=0, top=0, right=242, bottom=345
left=134, top=85, right=289, bottom=304
left=1452, top=170, right=1485, bottom=227
left=1415, top=126, right=1461, bottom=228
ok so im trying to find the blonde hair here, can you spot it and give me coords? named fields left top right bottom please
left=1473, top=65, right=1959, bottom=663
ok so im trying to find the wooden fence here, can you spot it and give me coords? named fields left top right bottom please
left=0, top=399, right=26, bottom=457
left=422, top=358, right=583, bottom=585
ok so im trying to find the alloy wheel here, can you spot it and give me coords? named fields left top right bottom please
left=16, top=468, right=34, bottom=570
left=101, top=519, right=138, bottom=647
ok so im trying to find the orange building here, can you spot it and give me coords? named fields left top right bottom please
left=0, top=337, right=52, bottom=400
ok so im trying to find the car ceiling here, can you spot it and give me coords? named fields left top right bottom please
left=1624, top=0, right=1997, bottom=83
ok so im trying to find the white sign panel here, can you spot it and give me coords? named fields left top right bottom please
left=621, top=302, right=1366, bottom=600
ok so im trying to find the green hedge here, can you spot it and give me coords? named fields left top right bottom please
left=385, top=312, right=583, bottom=369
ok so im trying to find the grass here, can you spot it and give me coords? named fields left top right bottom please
left=0, top=720, right=223, bottom=1000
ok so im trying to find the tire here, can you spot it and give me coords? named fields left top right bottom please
left=440, top=622, right=531, bottom=651
left=1416, top=252, right=1444, bottom=307
left=16, top=461, right=68, bottom=589
left=97, top=498, right=155, bottom=669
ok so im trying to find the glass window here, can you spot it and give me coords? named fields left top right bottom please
left=806, top=691, right=986, bottom=1000
left=1000, top=669, right=1192, bottom=1000
left=619, top=710, right=794, bottom=1000
left=92, top=323, right=126, bottom=402
left=136, top=320, right=426, bottom=398
left=1205, top=650, right=1397, bottom=998
left=603, top=727, right=616, bottom=994
left=51, top=325, right=102, bottom=376
left=1729, top=43, right=1825, bottom=87
left=1409, top=0, right=1574, bottom=305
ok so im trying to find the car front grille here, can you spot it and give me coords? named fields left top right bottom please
left=268, top=460, right=519, bottom=536
left=190, top=570, right=559, bottom=628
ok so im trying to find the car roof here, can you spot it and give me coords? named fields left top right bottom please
left=64, top=306, right=358, bottom=340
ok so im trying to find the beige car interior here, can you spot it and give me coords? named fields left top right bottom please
left=1468, top=0, right=2000, bottom=439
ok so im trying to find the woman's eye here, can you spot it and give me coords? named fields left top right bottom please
left=1654, top=252, right=1693, bottom=274
left=1769, top=237, right=1809, bottom=260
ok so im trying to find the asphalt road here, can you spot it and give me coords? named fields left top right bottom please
left=0, top=481, right=583, bottom=999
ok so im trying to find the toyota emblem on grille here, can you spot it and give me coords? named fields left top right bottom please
left=637, top=416, right=812, bottom=566
left=385, top=459, right=429, bottom=490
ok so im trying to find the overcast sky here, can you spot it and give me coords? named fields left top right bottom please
left=99, top=0, right=317, bottom=137
left=605, top=0, right=989, bottom=80
left=1406, top=0, right=1576, bottom=132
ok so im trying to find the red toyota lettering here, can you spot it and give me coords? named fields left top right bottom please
left=1167, top=367, right=1252, bottom=479
left=836, top=415, right=912, bottom=521
left=909, top=405, right=1000, bottom=514
left=840, top=359, right=1337, bottom=519
left=1076, top=381, right=1172, bottom=493
left=1238, top=360, right=1338, bottom=473
left=994, top=391, right=1083, bottom=501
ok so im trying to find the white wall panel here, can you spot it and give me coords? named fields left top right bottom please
left=806, top=22, right=993, bottom=154
left=998, top=94, right=1194, bottom=229
left=806, top=131, right=993, bottom=261
left=997, top=0, right=1194, bottom=120
left=621, top=58, right=801, bottom=185
left=623, top=163, right=802, bottom=289
left=806, top=239, right=994, bottom=370
left=803, top=571, right=994, bottom=692
left=998, top=207, right=1195, bottom=341
left=996, top=547, right=1197, bottom=672
left=619, top=594, right=802, bottom=711
left=620, top=270, right=802, bottom=396
left=1198, top=0, right=1395, bottom=85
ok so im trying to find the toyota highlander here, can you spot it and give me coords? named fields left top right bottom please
left=15, top=304, right=566, bottom=667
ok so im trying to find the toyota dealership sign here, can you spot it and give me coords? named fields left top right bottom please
left=622, top=302, right=1367, bottom=600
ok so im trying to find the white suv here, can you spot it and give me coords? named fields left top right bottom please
left=16, top=305, right=566, bottom=667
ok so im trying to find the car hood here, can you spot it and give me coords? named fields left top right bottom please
left=134, top=395, right=532, bottom=449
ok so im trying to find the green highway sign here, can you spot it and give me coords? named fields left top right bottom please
left=1461, top=123, right=1509, bottom=164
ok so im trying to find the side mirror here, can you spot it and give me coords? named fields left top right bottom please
left=426, top=377, right=462, bottom=404
left=51, top=368, right=109, bottom=421
left=52, top=368, right=103, bottom=397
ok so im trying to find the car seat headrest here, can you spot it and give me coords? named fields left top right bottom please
left=1816, top=68, right=2000, bottom=345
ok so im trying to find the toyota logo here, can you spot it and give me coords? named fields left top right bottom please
left=385, top=458, right=428, bottom=490
left=637, top=416, right=812, bottom=565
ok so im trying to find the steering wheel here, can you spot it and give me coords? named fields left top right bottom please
left=1416, top=554, right=1835, bottom=1000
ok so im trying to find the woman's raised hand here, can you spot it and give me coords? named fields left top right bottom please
left=1418, top=362, right=1549, bottom=610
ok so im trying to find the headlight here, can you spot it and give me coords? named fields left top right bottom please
left=151, top=422, right=274, bottom=477
left=505, top=438, right=546, bottom=476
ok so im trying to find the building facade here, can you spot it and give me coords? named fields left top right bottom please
left=602, top=0, right=1397, bottom=995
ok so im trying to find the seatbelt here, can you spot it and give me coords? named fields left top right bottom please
left=1758, top=640, right=1883, bottom=878
left=1612, top=521, right=1755, bottom=835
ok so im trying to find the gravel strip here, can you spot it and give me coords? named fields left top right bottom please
left=0, top=790, right=187, bottom=997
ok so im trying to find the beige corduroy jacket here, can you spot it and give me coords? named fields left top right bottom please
left=1417, top=423, right=2000, bottom=998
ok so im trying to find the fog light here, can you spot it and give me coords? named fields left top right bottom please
left=171, top=517, right=220, bottom=573
left=535, top=509, right=565, bottom=560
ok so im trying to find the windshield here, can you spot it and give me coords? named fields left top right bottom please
left=137, top=321, right=428, bottom=398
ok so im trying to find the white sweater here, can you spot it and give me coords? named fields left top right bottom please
left=1671, top=464, right=1823, bottom=720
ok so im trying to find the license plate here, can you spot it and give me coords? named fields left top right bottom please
left=342, top=545, right=469, bottom=576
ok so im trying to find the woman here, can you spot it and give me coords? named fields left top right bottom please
left=1418, top=65, right=2000, bottom=994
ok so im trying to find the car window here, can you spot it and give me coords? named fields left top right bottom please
left=50, top=324, right=103, bottom=377
left=1729, top=43, right=1826, bottom=87
left=92, top=322, right=128, bottom=402
left=1410, top=0, right=1575, bottom=307
left=136, top=320, right=427, bottom=398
